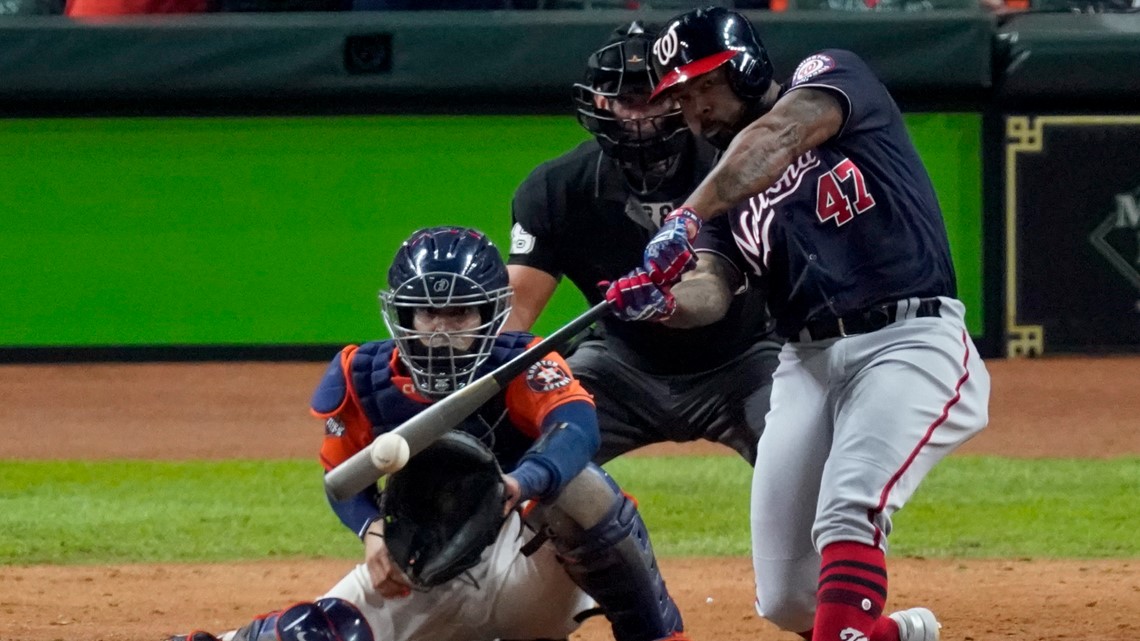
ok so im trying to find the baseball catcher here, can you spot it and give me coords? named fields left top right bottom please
left=166, top=226, right=688, bottom=641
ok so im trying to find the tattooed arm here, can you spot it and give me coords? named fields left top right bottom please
left=662, top=252, right=743, bottom=329
left=685, top=88, right=845, bottom=221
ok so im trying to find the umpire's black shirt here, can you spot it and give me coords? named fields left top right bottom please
left=509, top=137, right=773, bottom=376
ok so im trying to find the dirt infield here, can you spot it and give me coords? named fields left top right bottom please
left=1, top=355, right=1138, bottom=641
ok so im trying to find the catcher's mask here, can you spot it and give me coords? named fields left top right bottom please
left=381, top=227, right=513, bottom=401
left=573, top=21, right=689, bottom=196
left=381, top=431, right=507, bottom=589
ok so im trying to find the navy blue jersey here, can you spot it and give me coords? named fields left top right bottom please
left=510, top=138, right=774, bottom=375
left=695, top=49, right=956, bottom=339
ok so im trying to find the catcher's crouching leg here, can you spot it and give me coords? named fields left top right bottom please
left=228, top=597, right=373, bottom=641
left=528, top=463, right=683, bottom=641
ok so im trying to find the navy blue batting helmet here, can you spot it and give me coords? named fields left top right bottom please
left=649, top=7, right=774, bottom=102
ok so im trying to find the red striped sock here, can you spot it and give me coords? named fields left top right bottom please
left=801, top=617, right=897, bottom=640
left=812, top=541, right=889, bottom=641
left=872, top=616, right=901, bottom=641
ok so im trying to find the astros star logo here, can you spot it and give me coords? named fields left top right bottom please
left=525, top=360, right=572, bottom=392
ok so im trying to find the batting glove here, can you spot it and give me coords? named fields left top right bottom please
left=602, top=269, right=677, bottom=323
left=644, top=207, right=702, bottom=287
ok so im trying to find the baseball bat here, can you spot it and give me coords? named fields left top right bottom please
left=324, top=300, right=611, bottom=502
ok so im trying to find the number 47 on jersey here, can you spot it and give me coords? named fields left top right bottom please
left=816, top=158, right=876, bottom=226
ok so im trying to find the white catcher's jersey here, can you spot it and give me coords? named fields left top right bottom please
left=323, top=512, right=595, bottom=641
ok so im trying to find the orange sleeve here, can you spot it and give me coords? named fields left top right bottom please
left=313, top=347, right=375, bottom=472
left=504, top=340, right=594, bottom=438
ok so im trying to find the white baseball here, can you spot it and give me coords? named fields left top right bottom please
left=370, top=433, right=410, bottom=473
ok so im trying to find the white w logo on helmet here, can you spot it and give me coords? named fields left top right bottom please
left=653, top=23, right=680, bottom=66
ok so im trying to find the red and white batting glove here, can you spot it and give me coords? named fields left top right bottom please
left=602, top=268, right=677, bottom=323
left=644, top=207, right=702, bottom=287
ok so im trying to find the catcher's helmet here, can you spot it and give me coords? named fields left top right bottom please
left=649, top=7, right=773, bottom=102
left=381, top=227, right=512, bottom=400
left=573, top=21, right=689, bottom=195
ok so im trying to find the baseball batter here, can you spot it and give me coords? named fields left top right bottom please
left=506, top=21, right=780, bottom=466
left=167, top=227, right=688, bottom=641
left=606, top=8, right=991, bottom=641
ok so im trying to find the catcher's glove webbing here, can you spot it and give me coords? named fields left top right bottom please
left=380, top=430, right=507, bottom=589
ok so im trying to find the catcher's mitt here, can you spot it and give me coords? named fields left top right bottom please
left=380, top=430, right=507, bottom=589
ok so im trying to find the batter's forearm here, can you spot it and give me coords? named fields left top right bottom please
left=685, top=124, right=798, bottom=219
left=664, top=276, right=732, bottom=329
left=685, top=88, right=844, bottom=219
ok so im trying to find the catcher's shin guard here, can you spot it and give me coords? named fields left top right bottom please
left=230, top=598, right=373, bottom=641
left=533, top=464, right=683, bottom=641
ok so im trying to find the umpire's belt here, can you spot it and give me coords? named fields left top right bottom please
left=794, top=297, right=942, bottom=342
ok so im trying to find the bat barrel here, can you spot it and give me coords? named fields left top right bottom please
left=490, top=301, right=610, bottom=385
left=394, top=375, right=503, bottom=453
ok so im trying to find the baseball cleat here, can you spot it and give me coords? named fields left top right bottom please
left=888, top=607, right=941, bottom=641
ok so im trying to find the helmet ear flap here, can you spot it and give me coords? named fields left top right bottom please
left=729, top=54, right=768, bottom=101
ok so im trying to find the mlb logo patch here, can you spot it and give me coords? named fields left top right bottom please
left=511, top=222, right=536, bottom=255
left=792, top=54, right=836, bottom=86
left=325, top=416, right=346, bottom=437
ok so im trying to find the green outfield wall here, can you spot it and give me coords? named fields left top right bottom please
left=0, top=113, right=981, bottom=350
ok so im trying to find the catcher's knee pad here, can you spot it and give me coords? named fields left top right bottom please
left=232, top=598, right=373, bottom=641
left=530, top=464, right=683, bottom=641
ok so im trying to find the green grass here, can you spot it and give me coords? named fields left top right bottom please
left=0, top=461, right=355, bottom=564
left=1, top=456, right=1137, bottom=565
left=888, top=457, right=1140, bottom=558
